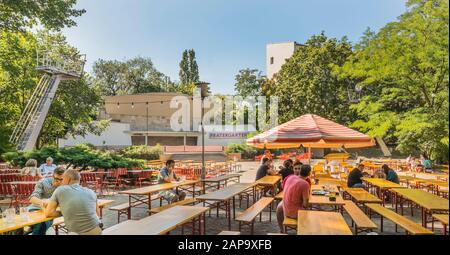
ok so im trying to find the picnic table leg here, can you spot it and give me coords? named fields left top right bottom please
left=192, top=184, right=196, bottom=198
left=232, top=196, right=236, bottom=219
left=269, top=202, right=272, bottom=222
left=128, top=196, right=132, bottom=219
left=380, top=216, right=384, bottom=232
left=202, top=212, right=206, bottom=235
left=227, top=200, right=231, bottom=230
left=422, top=208, right=426, bottom=228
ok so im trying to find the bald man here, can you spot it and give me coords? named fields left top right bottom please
left=44, top=169, right=102, bottom=235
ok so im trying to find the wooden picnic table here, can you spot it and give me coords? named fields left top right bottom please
left=103, top=206, right=209, bottom=235
left=344, top=188, right=382, bottom=204
left=255, top=175, right=281, bottom=197
left=201, top=174, right=241, bottom=191
left=310, top=185, right=345, bottom=212
left=196, top=183, right=256, bottom=230
left=297, top=210, right=352, bottom=235
left=119, top=180, right=199, bottom=212
left=0, top=199, right=114, bottom=234
left=391, top=188, right=449, bottom=228
left=362, top=178, right=405, bottom=203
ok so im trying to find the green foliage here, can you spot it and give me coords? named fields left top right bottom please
left=178, top=49, right=200, bottom=95
left=92, top=57, right=173, bottom=96
left=268, top=32, right=357, bottom=125
left=225, top=143, right=258, bottom=159
left=337, top=0, right=449, bottom=162
left=234, top=68, right=265, bottom=97
left=0, top=0, right=85, bottom=32
left=1, top=144, right=145, bottom=170
left=119, top=145, right=163, bottom=160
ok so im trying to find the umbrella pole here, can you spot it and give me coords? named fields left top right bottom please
left=308, top=147, right=311, bottom=165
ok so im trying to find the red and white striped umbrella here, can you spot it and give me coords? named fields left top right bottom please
left=246, top=114, right=375, bottom=149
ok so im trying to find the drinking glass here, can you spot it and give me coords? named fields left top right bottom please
left=20, top=207, right=29, bottom=222
left=5, top=208, right=16, bottom=224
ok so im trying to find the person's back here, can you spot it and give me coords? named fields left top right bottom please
left=282, top=175, right=310, bottom=218
left=255, top=164, right=269, bottom=181
left=386, top=169, right=399, bottom=184
left=423, top=159, right=432, bottom=169
left=20, top=166, right=40, bottom=177
left=347, top=168, right=363, bottom=187
left=51, top=184, right=99, bottom=234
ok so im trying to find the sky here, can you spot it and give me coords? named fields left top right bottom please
left=62, top=0, right=407, bottom=95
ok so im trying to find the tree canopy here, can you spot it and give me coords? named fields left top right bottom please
left=178, top=49, right=200, bottom=95
left=337, top=0, right=449, bottom=161
left=234, top=68, right=264, bottom=97
left=92, top=56, right=174, bottom=96
left=0, top=0, right=85, bottom=32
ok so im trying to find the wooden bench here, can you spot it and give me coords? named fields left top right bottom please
left=148, top=198, right=197, bottom=215
left=235, top=197, right=274, bottom=234
left=109, top=195, right=162, bottom=223
left=282, top=217, right=297, bottom=233
left=432, top=214, right=449, bottom=235
left=274, top=191, right=283, bottom=201
left=218, top=231, right=241, bottom=235
left=52, top=217, right=68, bottom=235
left=366, top=204, right=433, bottom=235
left=343, top=201, right=377, bottom=234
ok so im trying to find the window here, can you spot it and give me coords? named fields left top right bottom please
left=270, top=57, right=274, bottom=65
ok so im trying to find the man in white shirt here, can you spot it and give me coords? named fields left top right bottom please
left=39, top=157, right=57, bottom=177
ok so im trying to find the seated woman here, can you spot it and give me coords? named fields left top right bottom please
left=20, top=159, right=42, bottom=178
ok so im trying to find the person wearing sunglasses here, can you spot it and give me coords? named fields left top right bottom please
left=44, top=169, right=102, bottom=235
left=27, top=167, right=66, bottom=235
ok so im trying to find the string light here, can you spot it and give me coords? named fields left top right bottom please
left=131, top=102, right=134, bottom=109
left=117, top=103, right=120, bottom=109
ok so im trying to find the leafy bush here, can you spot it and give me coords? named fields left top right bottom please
left=1, top=144, right=144, bottom=170
left=119, top=145, right=162, bottom=160
left=225, top=143, right=259, bottom=159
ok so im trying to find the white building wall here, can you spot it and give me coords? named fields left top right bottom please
left=266, top=42, right=298, bottom=79
left=58, top=122, right=132, bottom=147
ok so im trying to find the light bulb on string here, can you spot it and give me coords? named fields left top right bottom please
left=131, top=102, right=134, bottom=109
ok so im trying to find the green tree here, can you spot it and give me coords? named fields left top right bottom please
left=92, top=56, right=173, bottom=95
left=234, top=68, right=264, bottom=97
left=92, top=59, right=127, bottom=96
left=178, top=49, right=200, bottom=95
left=0, top=0, right=85, bottom=32
left=337, top=0, right=449, bottom=162
left=268, top=32, right=356, bottom=124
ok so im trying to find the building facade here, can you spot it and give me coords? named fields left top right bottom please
left=58, top=92, right=255, bottom=148
left=266, top=41, right=303, bottom=79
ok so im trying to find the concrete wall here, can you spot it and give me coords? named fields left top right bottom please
left=58, top=122, right=132, bottom=147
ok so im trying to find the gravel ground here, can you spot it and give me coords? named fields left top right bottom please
left=47, top=160, right=447, bottom=235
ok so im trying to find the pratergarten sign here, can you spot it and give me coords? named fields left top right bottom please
left=209, top=132, right=249, bottom=139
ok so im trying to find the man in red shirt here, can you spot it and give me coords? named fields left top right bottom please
left=276, top=165, right=311, bottom=232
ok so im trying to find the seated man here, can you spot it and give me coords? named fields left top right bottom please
left=28, top=167, right=65, bottom=235
left=44, top=169, right=102, bottom=235
left=382, top=164, right=400, bottom=184
left=255, top=157, right=277, bottom=181
left=347, top=164, right=367, bottom=188
left=276, top=166, right=311, bottom=233
left=39, top=157, right=57, bottom=177
left=158, top=160, right=186, bottom=203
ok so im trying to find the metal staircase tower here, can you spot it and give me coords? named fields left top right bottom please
left=9, top=51, right=86, bottom=151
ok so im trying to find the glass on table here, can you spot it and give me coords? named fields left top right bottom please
left=4, top=208, right=16, bottom=224
left=20, top=207, right=29, bottom=222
